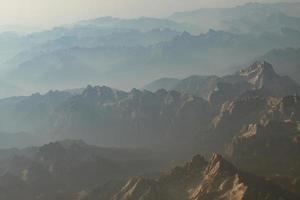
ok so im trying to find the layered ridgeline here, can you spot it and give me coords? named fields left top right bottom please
left=4, top=28, right=300, bottom=96
left=0, top=61, right=300, bottom=198
left=0, top=18, right=186, bottom=97
left=0, top=61, right=299, bottom=149
left=170, top=2, right=300, bottom=34
left=0, top=85, right=213, bottom=149
left=84, top=154, right=299, bottom=200
left=0, top=140, right=164, bottom=200
left=2, top=2, right=300, bottom=97
left=0, top=61, right=300, bottom=192
left=144, top=61, right=300, bottom=102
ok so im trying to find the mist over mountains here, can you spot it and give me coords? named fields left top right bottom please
left=1, top=1, right=300, bottom=199
left=170, top=2, right=300, bottom=34
left=1, top=2, right=300, bottom=97
left=0, top=61, right=299, bottom=155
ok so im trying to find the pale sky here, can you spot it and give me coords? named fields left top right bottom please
left=0, top=0, right=295, bottom=28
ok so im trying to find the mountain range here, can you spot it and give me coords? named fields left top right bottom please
left=65, top=153, right=300, bottom=200
left=1, top=2, right=300, bottom=97
left=0, top=61, right=299, bottom=162
left=3, top=28, right=300, bottom=96
left=170, top=2, right=300, bottom=34
left=0, top=140, right=164, bottom=200
left=144, top=61, right=300, bottom=101
left=1, top=61, right=297, bottom=144
left=0, top=2, right=300, bottom=198
left=1, top=140, right=298, bottom=200
left=0, top=61, right=299, bottom=198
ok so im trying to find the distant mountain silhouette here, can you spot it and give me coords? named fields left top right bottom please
left=170, top=2, right=300, bottom=34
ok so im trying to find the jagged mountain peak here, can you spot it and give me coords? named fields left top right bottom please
left=240, top=61, right=275, bottom=74
left=238, top=61, right=279, bottom=86
left=208, top=61, right=300, bottom=106
left=105, top=153, right=299, bottom=200
left=204, top=153, right=237, bottom=177
left=238, top=61, right=300, bottom=93
left=81, top=85, right=127, bottom=104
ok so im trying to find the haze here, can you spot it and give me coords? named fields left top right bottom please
left=0, top=0, right=297, bottom=28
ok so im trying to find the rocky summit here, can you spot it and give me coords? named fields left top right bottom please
left=84, top=154, right=299, bottom=200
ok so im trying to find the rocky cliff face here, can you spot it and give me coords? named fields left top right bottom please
left=209, top=61, right=300, bottom=108
left=209, top=94, right=300, bottom=147
left=87, top=154, right=298, bottom=200
left=204, top=94, right=300, bottom=193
